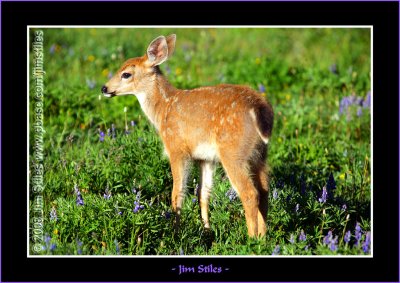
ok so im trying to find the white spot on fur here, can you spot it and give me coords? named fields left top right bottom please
left=249, top=108, right=269, bottom=144
left=249, top=108, right=256, bottom=120
left=192, top=143, right=218, bottom=161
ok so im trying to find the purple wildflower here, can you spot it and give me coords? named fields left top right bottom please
left=165, top=211, right=171, bottom=219
left=299, top=230, right=307, bottom=242
left=50, top=206, right=57, bottom=221
left=259, top=84, right=266, bottom=93
left=272, top=245, right=280, bottom=255
left=272, top=189, right=278, bottom=200
left=355, top=222, right=362, bottom=246
left=363, top=91, right=371, bottom=108
left=318, top=186, right=328, bottom=203
left=99, top=131, right=105, bottom=142
left=131, top=120, right=135, bottom=127
left=226, top=188, right=237, bottom=202
left=323, top=231, right=333, bottom=245
left=44, top=234, right=51, bottom=245
left=103, top=187, right=111, bottom=200
left=289, top=234, right=295, bottom=244
left=339, top=96, right=351, bottom=115
left=133, top=190, right=144, bottom=213
left=50, top=243, right=57, bottom=252
left=49, top=44, right=56, bottom=54
left=323, top=231, right=338, bottom=251
left=329, top=236, right=338, bottom=252
left=362, top=232, right=371, bottom=253
left=344, top=230, right=351, bottom=243
left=341, top=204, right=347, bottom=212
left=192, top=198, right=197, bottom=203
left=339, top=93, right=369, bottom=119
left=77, top=239, right=83, bottom=255
left=74, top=185, right=84, bottom=206
left=86, top=78, right=96, bottom=90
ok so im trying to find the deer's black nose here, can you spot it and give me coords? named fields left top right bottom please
left=101, top=85, right=108, bottom=93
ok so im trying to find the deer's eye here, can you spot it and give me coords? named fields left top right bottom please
left=121, top=72, right=132, bottom=79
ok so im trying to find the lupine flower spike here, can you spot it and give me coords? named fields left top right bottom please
left=103, top=187, right=111, bottom=200
left=319, top=186, right=328, bottom=203
left=99, top=131, right=105, bottom=142
left=74, top=185, right=84, bottom=206
left=226, top=188, right=238, bottom=202
left=362, top=232, right=371, bottom=253
left=50, top=206, right=57, bottom=221
left=299, top=230, right=307, bottom=241
left=272, top=245, right=280, bottom=255
left=289, top=234, right=295, bottom=244
left=133, top=190, right=144, bottom=213
left=344, top=230, right=351, bottom=243
left=355, top=222, right=362, bottom=246
left=272, top=189, right=278, bottom=200
left=323, top=231, right=338, bottom=251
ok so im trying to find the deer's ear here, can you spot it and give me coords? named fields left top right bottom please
left=146, top=36, right=168, bottom=66
left=165, top=34, right=176, bottom=58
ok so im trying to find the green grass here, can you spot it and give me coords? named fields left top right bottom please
left=29, top=27, right=371, bottom=255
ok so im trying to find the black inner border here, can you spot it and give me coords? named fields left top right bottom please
left=1, top=1, right=399, bottom=282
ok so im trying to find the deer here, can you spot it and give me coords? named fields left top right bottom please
left=101, top=34, right=274, bottom=237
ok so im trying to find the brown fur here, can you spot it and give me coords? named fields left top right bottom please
left=103, top=35, right=274, bottom=237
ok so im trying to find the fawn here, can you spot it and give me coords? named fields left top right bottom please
left=102, top=34, right=274, bottom=237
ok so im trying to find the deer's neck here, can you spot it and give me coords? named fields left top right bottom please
left=136, top=73, right=177, bottom=131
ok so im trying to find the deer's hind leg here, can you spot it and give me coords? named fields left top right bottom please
left=219, top=154, right=259, bottom=237
left=249, top=143, right=269, bottom=237
left=253, top=162, right=269, bottom=237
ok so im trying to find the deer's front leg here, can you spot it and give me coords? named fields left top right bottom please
left=170, top=154, right=190, bottom=230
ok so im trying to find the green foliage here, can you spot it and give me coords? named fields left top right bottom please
left=29, top=28, right=371, bottom=255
